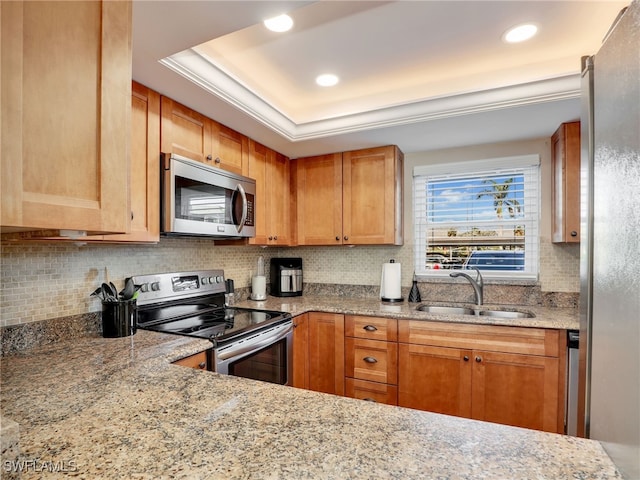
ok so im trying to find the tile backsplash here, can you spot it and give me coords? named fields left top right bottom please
left=1, top=235, right=579, bottom=327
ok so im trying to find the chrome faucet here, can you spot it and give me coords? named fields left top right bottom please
left=450, top=268, right=484, bottom=306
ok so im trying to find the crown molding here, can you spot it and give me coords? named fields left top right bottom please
left=160, top=50, right=581, bottom=142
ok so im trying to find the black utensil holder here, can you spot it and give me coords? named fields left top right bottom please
left=101, top=299, right=137, bottom=338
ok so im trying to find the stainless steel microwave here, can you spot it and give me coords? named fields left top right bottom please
left=161, top=153, right=256, bottom=238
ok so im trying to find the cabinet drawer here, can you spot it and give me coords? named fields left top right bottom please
left=345, top=378, right=398, bottom=406
left=173, top=351, right=208, bottom=370
left=345, top=337, right=398, bottom=384
left=398, top=320, right=561, bottom=357
left=345, top=315, right=398, bottom=341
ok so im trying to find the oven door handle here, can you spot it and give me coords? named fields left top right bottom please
left=216, top=323, right=292, bottom=361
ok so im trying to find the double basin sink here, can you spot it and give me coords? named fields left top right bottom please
left=416, top=304, right=534, bottom=319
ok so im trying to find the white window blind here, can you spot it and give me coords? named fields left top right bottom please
left=413, top=155, right=540, bottom=279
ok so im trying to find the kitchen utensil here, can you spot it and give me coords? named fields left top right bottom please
left=90, top=286, right=104, bottom=300
left=408, top=271, right=421, bottom=303
left=120, top=278, right=135, bottom=300
left=380, top=259, right=403, bottom=303
left=101, top=282, right=117, bottom=302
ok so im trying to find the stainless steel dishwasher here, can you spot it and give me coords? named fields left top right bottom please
left=566, top=330, right=579, bottom=436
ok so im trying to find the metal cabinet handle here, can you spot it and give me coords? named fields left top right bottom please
left=463, top=356, right=469, bottom=362
left=198, top=362, right=206, bottom=369
left=274, top=236, right=278, bottom=240
left=268, top=236, right=273, bottom=240
left=206, top=154, right=212, bottom=161
left=571, top=231, right=578, bottom=237
left=363, top=398, right=377, bottom=402
left=344, top=236, right=349, bottom=241
left=215, top=157, right=221, bottom=164
left=335, top=236, right=340, bottom=241
left=363, top=356, right=378, bottom=364
left=475, top=356, right=482, bottom=363
left=363, top=325, right=378, bottom=332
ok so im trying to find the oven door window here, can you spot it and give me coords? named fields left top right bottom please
left=228, top=337, right=288, bottom=385
left=175, top=176, right=234, bottom=225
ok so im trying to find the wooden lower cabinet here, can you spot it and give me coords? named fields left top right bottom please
left=397, top=320, right=566, bottom=433
left=292, top=314, right=309, bottom=389
left=345, top=378, right=398, bottom=405
left=308, top=312, right=345, bottom=395
left=173, top=351, right=208, bottom=370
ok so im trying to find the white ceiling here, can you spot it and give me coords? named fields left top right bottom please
left=132, top=1, right=627, bottom=158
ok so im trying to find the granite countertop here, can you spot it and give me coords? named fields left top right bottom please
left=236, top=294, right=579, bottom=330
left=1, top=326, right=619, bottom=479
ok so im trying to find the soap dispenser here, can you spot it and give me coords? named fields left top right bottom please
left=408, top=271, right=422, bottom=303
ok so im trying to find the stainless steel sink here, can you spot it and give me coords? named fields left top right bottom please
left=478, top=310, right=535, bottom=319
left=416, top=305, right=475, bottom=315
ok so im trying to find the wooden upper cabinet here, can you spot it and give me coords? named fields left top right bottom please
left=212, top=121, right=248, bottom=175
left=1, top=1, right=132, bottom=235
left=248, top=140, right=291, bottom=246
left=101, top=82, right=160, bottom=242
left=160, top=96, right=247, bottom=174
left=293, top=153, right=343, bottom=245
left=343, top=146, right=403, bottom=245
left=552, top=121, right=581, bottom=243
left=293, top=146, right=403, bottom=246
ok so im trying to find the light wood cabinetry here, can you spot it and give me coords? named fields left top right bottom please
left=293, top=145, right=403, bottom=245
left=173, top=351, right=208, bottom=370
left=552, top=121, right=581, bottom=243
left=1, top=1, right=132, bottom=235
left=292, top=314, right=310, bottom=389
left=247, top=140, right=291, bottom=246
left=160, top=96, right=247, bottom=175
left=308, top=312, right=345, bottom=395
left=344, top=315, right=398, bottom=406
left=101, top=81, right=160, bottom=242
left=397, top=320, right=566, bottom=433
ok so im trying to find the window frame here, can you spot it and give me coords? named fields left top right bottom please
left=413, top=154, right=541, bottom=281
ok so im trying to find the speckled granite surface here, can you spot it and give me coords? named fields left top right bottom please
left=242, top=294, right=579, bottom=330
left=1, top=329, right=620, bottom=479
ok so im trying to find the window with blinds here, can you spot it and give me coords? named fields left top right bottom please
left=413, top=155, right=540, bottom=279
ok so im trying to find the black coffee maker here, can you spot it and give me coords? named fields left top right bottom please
left=270, top=257, right=303, bottom=297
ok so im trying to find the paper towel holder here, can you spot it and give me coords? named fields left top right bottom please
left=380, top=259, right=404, bottom=303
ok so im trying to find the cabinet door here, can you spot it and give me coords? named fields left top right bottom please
left=398, top=343, right=471, bottom=417
left=248, top=141, right=291, bottom=246
left=269, top=151, right=292, bottom=245
left=1, top=1, right=132, bottom=235
left=551, top=121, right=581, bottom=243
left=211, top=121, right=248, bottom=175
left=160, top=96, right=212, bottom=163
left=308, top=312, right=345, bottom=395
left=292, top=314, right=309, bottom=389
left=293, top=154, right=343, bottom=245
left=102, top=81, right=160, bottom=242
left=471, top=350, right=562, bottom=433
left=342, top=146, right=403, bottom=245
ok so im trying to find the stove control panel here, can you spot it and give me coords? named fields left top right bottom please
left=130, top=270, right=227, bottom=305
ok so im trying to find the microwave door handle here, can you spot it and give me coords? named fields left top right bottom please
left=235, top=184, right=248, bottom=233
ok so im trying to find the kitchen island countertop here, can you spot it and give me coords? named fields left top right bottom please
left=1, top=325, right=618, bottom=479
left=236, top=294, right=579, bottom=330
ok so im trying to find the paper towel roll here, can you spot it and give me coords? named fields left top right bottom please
left=251, top=275, right=266, bottom=300
left=380, top=261, right=402, bottom=301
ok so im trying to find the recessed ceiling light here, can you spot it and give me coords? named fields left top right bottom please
left=503, top=23, right=538, bottom=43
left=264, top=14, right=293, bottom=33
left=316, top=74, right=339, bottom=87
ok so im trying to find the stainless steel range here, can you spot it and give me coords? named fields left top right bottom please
left=131, top=270, right=292, bottom=385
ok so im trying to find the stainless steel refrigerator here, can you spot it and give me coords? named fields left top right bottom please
left=579, top=2, right=640, bottom=478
